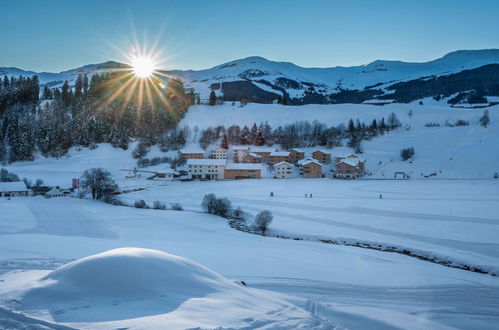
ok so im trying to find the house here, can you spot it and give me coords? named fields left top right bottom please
left=269, top=151, right=291, bottom=164
left=0, top=181, right=30, bottom=197
left=289, top=148, right=305, bottom=162
left=362, top=99, right=396, bottom=106
left=179, top=148, right=204, bottom=160
left=224, top=163, right=262, bottom=179
left=232, top=147, right=251, bottom=162
left=301, top=159, right=323, bottom=178
left=450, top=103, right=491, bottom=109
left=45, top=187, right=64, bottom=198
left=187, top=159, right=226, bottom=180
left=312, top=150, right=331, bottom=164
left=211, top=147, right=227, bottom=159
left=242, top=152, right=262, bottom=163
left=274, top=161, right=294, bottom=179
left=157, top=168, right=180, bottom=179
left=251, top=147, right=278, bottom=162
left=335, top=157, right=365, bottom=179
left=334, top=154, right=365, bottom=172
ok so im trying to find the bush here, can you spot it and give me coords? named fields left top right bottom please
left=254, top=210, right=273, bottom=234
left=132, top=141, right=150, bottom=159
left=202, top=193, right=232, bottom=218
left=401, top=147, right=415, bottom=161
left=134, top=199, right=148, bottom=209
left=170, top=202, right=183, bottom=211
left=454, top=119, right=469, bottom=127
left=0, top=168, right=20, bottom=182
left=103, top=194, right=125, bottom=206
left=152, top=201, right=166, bottom=210
left=425, top=122, right=440, bottom=127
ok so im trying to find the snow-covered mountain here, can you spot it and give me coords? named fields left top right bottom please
left=2, top=49, right=499, bottom=104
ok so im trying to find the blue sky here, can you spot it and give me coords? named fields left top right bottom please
left=1, top=0, right=498, bottom=72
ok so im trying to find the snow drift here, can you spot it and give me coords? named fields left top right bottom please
left=17, top=248, right=326, bottom=328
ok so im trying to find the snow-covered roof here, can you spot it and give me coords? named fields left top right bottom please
left=232, top=146, right=251, bottom=150
left=451, top=103, right=490, bottom=108
left=270, top=151, right=290, bottom=157
left=0, top=181, right=28, bottom=192
left=187, top=159, right=226, bottom=166
left=362, top=99, right=395, bottom=104
left=225, top=163, right=262, bottom=170
left=301, top=159, right=322, bottom=167
left=46, top=187, right=63, bottom=196
left=246, top=152, right=262, bottom=158
left=211, top=147, right=226, bottom=151
left=251, top=147, right=278, bottom=152
left=338, top=158, right=361, bottom=167
left=180, top=148, right=204, bottom=154
left=289, top=148, right=304, bottom=153
left=297, top=157, right=315, bottom=165
left=274, top=161, right=294, bottom=168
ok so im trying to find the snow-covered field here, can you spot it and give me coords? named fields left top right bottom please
left=1, top=102, right=499, bottom=329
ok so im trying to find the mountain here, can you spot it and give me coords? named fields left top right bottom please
left=2, top=49, right=499, bottom=104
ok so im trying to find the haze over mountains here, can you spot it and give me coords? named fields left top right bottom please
left=2, top=49, right=499, bottom=105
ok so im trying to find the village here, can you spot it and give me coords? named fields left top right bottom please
left=180, top=145, right=366, bottom=181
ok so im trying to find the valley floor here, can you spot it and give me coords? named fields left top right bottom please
left=1, top=179, right=499, bottom=329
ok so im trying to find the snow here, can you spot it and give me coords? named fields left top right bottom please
left=0, top=181, right=28, bottom=192
left=186, top=158, right=226, bottom=166
left=225, top=163, right=262, bottom=170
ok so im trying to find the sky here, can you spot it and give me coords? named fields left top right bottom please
left=1, top=0, right=499, bottom=72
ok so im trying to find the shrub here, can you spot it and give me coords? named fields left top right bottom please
left=425, top=122, right=440, bottom=127
left=81, top=168, right=119, bottom=200
left=134, top=199, right=148, bottom=209
left=132, top=141, right=150, bottom=159
left=152, top=201, right=166, bottom=210
left=454, top=119, right=469, bottom=126
left=0, top=168, right=20, bottom=182
left=254, top=210, right=273, bottom=234
left=401, top=147, right=415, bottom=161
left=170, top=202, right=183, bottom=211
left=202, top=193, right=232, bottom=218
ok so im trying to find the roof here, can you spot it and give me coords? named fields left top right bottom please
left=302, top=159, right=322, bottom=167
left=225, top=163, right=262, bottom=170
left=274, top=161, right=294, bottom=168
left=180, top=148, right=204, bottom=154
left=297, top=157, right=315, bottom=165
left=245, top=152, right=262, bottom=158
left=289, top=148, right=304, bottom=153
left=187, top=159, right=226, bottom=166
left=338, top=158, right=361, bottom=167
left=232, top=146, right=251, bottom=150
left=211, top=147, right=227, bottom=151
left=362, top=99, right=395, bottom=104
left=251, top=147, right=278, bottom=152
left=46, top=187, right=63, bottom=195
left=270, top=151, right=290, bottom=157
left=0, top=181, right=28, bottom=192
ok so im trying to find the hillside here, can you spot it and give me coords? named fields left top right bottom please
left=2, top=49, right=499, bottom=104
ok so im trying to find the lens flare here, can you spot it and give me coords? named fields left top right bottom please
left=131, top=55, right=156, bottom=78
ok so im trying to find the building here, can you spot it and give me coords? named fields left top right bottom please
left=361, top=99, right=396, bottom=106
left=157, top=168, right=180, bottom=179
left=301, top=159, right=323, bottom=178
left=335, top=158, right=364, bottom=179
left=312, top=150, right=331, bottom=164
left=179, top=148, right=204, bottom=161
left=451, top=103, right=491, bottom=109
left=45, top=187, right=64, bottom=198
left=269, top=151, right=291, bottom=164
left=251, top=147, right=278, bottom=162
left=224, top=163, right=262, bottom=179
left=211, top=147, right=227, bottom=159
left=289, top=148, right=305, bottom=162
left=187, top=159, right=226, bottom=180
left=274, top=161, right=294, bottom=179
left=232, top=147, right=251, bottom=162
left=0, top=181, right=30, bottom=197
left=242, top=152, right=262, bottom=163
left=334, top=154, right=365, bottom=172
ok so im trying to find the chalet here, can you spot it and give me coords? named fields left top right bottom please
left=0, top=181, right=30, bottom=197
left=242, top=152, right=262, bottom=163
left=335, top=157, right=365, bottom=179
left=312, top=150, right=331, bottom=164
left=224, top=163, right=262, bottom=179
left=362, top=99, right=396, bottom=106
left=179, top=148, right=204, bottom=161
left=334, top=154, right=365, bottom=172
left=211, top=147, right=227, bottom=159
left=301, top=159, right=323, bottom=178
left=289, top=148, right=305, bottom=162
left=269, top=151, right=291, bottom=164
left=187, top=159, right=226, bottom=180
left=274, top=161, right=294, bottom=179
left=45, top=187, right=64, bottom=198
left=232, top=147, right=251, bottom=162
left=251, top=147, right=278, bottom=161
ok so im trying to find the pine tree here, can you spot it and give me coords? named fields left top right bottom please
left=254, top=130, right=265, bottom=146
left=240, top=125, right=251, bottom=145
left=220, top=134, right=229, bottom=149
left=43, top=86, right=52, bottom=99
left=75, top=74, right=83, bottom=98
left=82, top=74, right=89, bottom=94
left=250, top=123, right=258, bottom=144
left=209, top=91, right=217, bottom=105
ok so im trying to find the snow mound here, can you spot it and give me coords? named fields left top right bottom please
left=18, top=248, right=326, bottom=328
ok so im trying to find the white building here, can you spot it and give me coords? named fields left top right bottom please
left=211, top=147, right=227, bottom=159
left=187, top=159, right=226, bottom=180
left=0, top=181, right=30, bottom=197
left=274, top=161, right=294, bottom=179
left=232, top=146, right=251, bottom=162
left=45, top=187, right=64, bottom=198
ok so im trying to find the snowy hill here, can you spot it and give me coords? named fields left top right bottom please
left=2, top=49, right=499, bottom=104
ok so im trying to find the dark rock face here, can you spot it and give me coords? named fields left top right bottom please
left=221, top=81, right=280, bottom=103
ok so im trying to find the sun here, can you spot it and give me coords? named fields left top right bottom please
left=131, top=55, right=156, bottom=78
